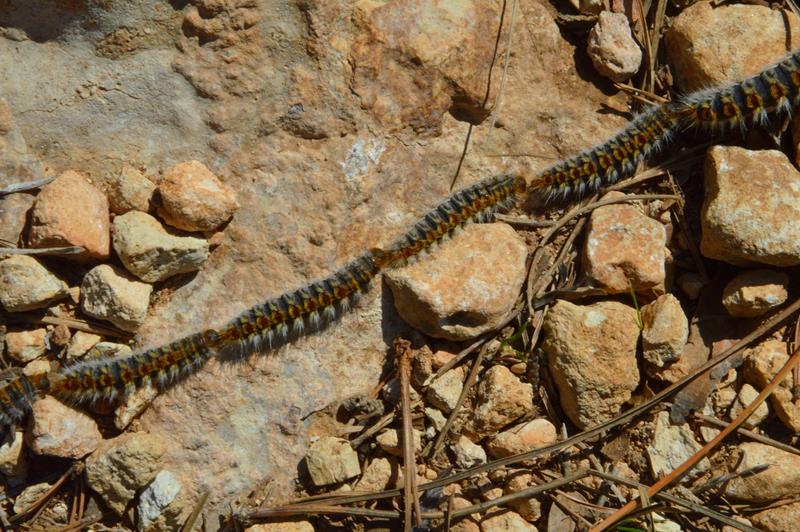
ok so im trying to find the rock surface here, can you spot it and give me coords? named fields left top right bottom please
left=27, top=170, right=110, bottom=260
left=744, top=340, right=800, bottom=432
left=0, top=431, right=27, bottom=486
left=305, top=437, right=361, bottom=486
left=665, top=2, right=800, bottom=92
left=543, top=300, right=641, bottom=429
left=0, top=193, right=35, bottom=245
left=729, top=383, right=769, bottom=428
left=376, top=428, right=422, bottom=458
left=583, top=193, right=667, bottom=294
left=485, top=418, right=558, bottom=459
left=721, top=269, right=789, bottom=318
left=386, top=223, right=527, bottom=341
left=86, top=432, right=168, bottom=516
left=701, top=146, right=800, bottom=266
left=724, top=442, right=800, bottom=503
left=113, top=211, right=209, bottom=282
left=587, top=12, right=642, bottom=82
left=750, top=501, right=800, bottom=532
left=0, top=255, right=69, bottom=311
left=356, top=457, right=398, bottom=491
left=641, top=294, right=688, bottom=368
left=481, top=510, right=538, bottom=531
left=5, top=328, right=47, bottom=362
left=27, top=396, right=101, bottom=459
left=137, top=470, right=182, bottom=531
left=647, top=411, right=710, bottom=478
left=466, top=365, right=534, bottom=439
left=426, top=366, right=466, bottom=413
left=157, top=160, right=238, bottom=232
left=81, top=264, right=152, bottom=331
left=451, top=435, right=486, bottom=469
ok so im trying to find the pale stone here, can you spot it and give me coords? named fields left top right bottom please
left=0, top=256, right=68, bottom=311
left=647, top=412, right=710, bottom=478
left=486, top=418, right=558, bottom=459
left=107, top=164, right=155, bottom=214
left=466, top=365, right=534, bottom=439
left=666, top=2, right=800, bottom=92
left=729, top=384, right=769, bottom=428
left=0, top=431, right=27, bottom=486
left=722, top=269, right=789, bottom=318
left=81, top=264, right=152, bottom=332
left=138, top=470, right=182, bottom=530
left=641, top=294, right=688, bottom=368
left=425, top=407, right=447, bottom=434
left=157, top=160, right=238, bottom=232
left=245, top=522, right=315, bottom=532
left=587, top=12, right=642, bottom=82
left=724, top=443, right=800, bottom=502
left=5, top=328, right=47, bottom=362
left=65, top=331, right=102, bottom=360
left=504, top=473, right=542, bottom=522
left=701, top=147, right=800, bottom=266
left=481, top=509, right=538, bottom=531
left=743, top=340, right=800, bottom=432
left=27, top=170, right=110, bottom=260
left=112, top=211, right=209, bottom=282
left=114, top=382, right=158, bottom=431
left=543, top=300, right=641, bottom=429
left=451, top=435, right=486, bottom=469
left=13, top=482, right=51, bottom=515
left=305, top=437, right=360, bottom=486
left=426, top=366, right=465, bottom=413
left=23, top=358, right=51, bottom=377
left=583, top=192, right=667, bottom=294
left=750, top=501, right=800, bottom=532
left=27, top=396, right=101, bottom=459
left=86, top=432, right=168, bottom=516
left=355, top=457, right=398, bottom=491
left=375, top=428, right=422, bottom=457
left=386, top=223, right=528, bottom=341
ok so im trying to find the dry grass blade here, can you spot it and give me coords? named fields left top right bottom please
left=0, top=245, right=85, bottom=256
left=181, top=490, right=210, bottom=532
left=11, top=463, right=82, bottom=524
left=0, top=175, right=54, bottom=195
left=694, top=413, right=800, bottom=456
left=590, top=345, right=800, bottom=531
left=3, top=312, right=132, bottom=339
left=395, top=339, right=421, bottom=530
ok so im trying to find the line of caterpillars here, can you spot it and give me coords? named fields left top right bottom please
left=2, top=48, right=799, bottom=428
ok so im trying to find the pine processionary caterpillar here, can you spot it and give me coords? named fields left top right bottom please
left=0, top=372, right=47, bottom=427
left=384, top=174, right=526, bottom=267
left=533, top=104, right=679, bottom=204
left=216, top=249, right=387, bottom=358
left=677, top=49, right=800, bottom=134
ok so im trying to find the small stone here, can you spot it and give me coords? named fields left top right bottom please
left=81, top=264, right=152, bottom=332
left=481, top=510, right=538, bottom=531
left=27, top=395, right=101, bottom=459
left=701, top=146, right=800, bottom=266
left=504, top=473, right=542, bottom=522
left=425, top=407, right=447, bottom=434
left=137, top=470, right=182, bottom=530
left=729, top=384, right=769, bottom=427
left=107, top=165, right=155, bottom=214
left=543, top=300, right=641, bottom=429
left=50, top=324, right=71, bottom=347
left=114, top=382, right=158, bottom=431
left=722, top=270, right=789, bottom=318
left=744, top=340, right=800, bottom=432
left=375, top=428, right=422, bottom=457
left=90, top=341, right=133, bottom=358
left=380, top=376, right=421, bottom=406
left=426, top=366, right=465, bottom=413
left=65, top=331, right=102, bottom=360
left=0, top=431, right=27, bottom=486
left=85, top=432, right=168, bottom=516
left=431, top=350, right=456, bottom=370
left=23, top=359, right=51, bottom=377
left=587, top=12, right=642, bottom=82
left=13, top=482, right=51, bottom=514
left=486, top=418, right=558, bottom=459
left=245, top=522, right=315, bottom=532
left=466, top=365, right=534, bottom=439
left=0, top=256, right=69, bottom=311
left=385, top=223, right=528, bottom=340
left=356, top=457, right=398, bottom=491
left=665, top=2, right=800, bottom=92
left=648, top=411, right=710, bottom=479
left=157, top=160, right=238, bottom=232
left=750, top=501, right=800, bottom=531
left=112, top=211, right=210, bottom=282
left=0, top=193, right=35, bottom=246
left=306, top=437, right=361, bottom=486
left=27, top=170, right=110, bottom=260
left=5, top=328, right=47, bottom=362
left=451, top=435, right=486, bottom=469
left=583, top=192, right=667, bottom=294
left=641, top=294, right=688, bottom=368
left=724, top=442, right=800, bottom=502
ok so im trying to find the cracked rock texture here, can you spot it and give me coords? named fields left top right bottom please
left=0, top=0, right=638, bottom=523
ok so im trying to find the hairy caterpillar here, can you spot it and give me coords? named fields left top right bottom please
left=216, top=250, right=387, bottom=358
left=677, top=49, right=800, bottom=134
left=532, top=104, right=679, bottom=204
left=384, top=174, right=526, bottom=267
left=48, top=330, right=221, bottom=404
left=0, top=372, right=47, bottom=427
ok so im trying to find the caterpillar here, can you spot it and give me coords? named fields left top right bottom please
left=384, top=173, right=526, bottom=267
left=0, top=372, right=47, bottom=427
left=532, top=104, right=680, bottom=204
left=215, top=249, right=387, bottom=358
left=677, top=49, right=800, bottom=134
